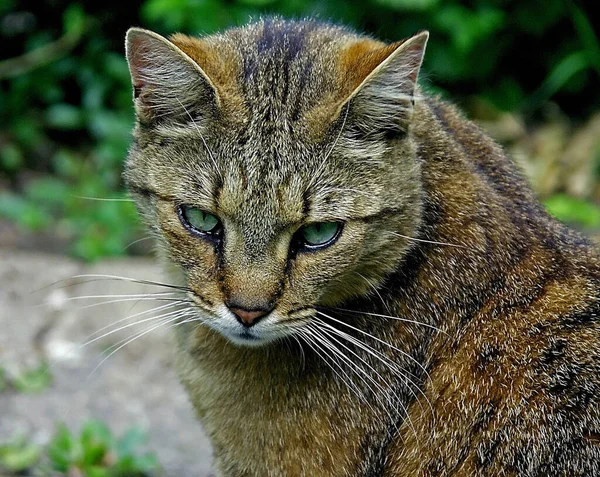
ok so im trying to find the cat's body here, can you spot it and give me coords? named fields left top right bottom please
left=125, top=19, right=600, bottom=476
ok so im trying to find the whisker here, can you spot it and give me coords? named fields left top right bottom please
left=298, top=326, right=372, bottom=412
left=330, top=307, right=448, bottom=336
left=384, top=230, right=468, bottom=249
left=314, top=323, right=419, bottom=440
left=354, top=271, right=393, bottom=316
left=69, top=274, right=190, bottom=292
left=85, top=312, right=188, bottom=381
left=64, top=292, right=182, bottom=300
left=123, top=235, right=154, bottom=251
left=316, top=311, right=431, bottom=378
left=309, top=102, right=351, bottom=186
left=33, top=274, right=191, bottom=294
left=290, top=334, right=306, bottom=373
left=79, top=307, right=191, bottom=349
left=82, top=301, right=184, bottom=342
left=315, top=314, right=433, bottom=418
left=72, top=195, right=135, bottom=202
left=310, top=324, right=404, bottom=430
left=176, top=98, right=220, bottom=176
left=164, top=312, right=206, bottom=331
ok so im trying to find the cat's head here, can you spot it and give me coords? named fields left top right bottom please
left=124, top=19, right=427, bottom=347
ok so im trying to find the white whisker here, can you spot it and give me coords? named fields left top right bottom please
left=83, top=301, right=184, bottom=342
left=176, top=98, right=220, bottom=175
left=85, top=311, right=188, bottom=381
left=331, top=307, right=448, bottom=336
left=73, top=196, right=135, bottom=202
left=384, top=230, right=468, bottom=249
left=310, top=324, right=405, bottom=431
left=314, top=322, right=419, bottom=440
left=80, top=306, right=192, bottom=349
left=299, top=326, right=372, bottom=412
left=315, top=314, right=433, bottom=418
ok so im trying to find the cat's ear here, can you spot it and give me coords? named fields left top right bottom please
left=125, top=27, right=219, bottom=124
left=337, top=31, right=428, bottom=138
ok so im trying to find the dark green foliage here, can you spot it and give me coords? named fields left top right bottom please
left=0, top=0, right=598, bottom=259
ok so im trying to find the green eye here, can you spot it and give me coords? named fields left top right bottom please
left=300, top=222, right=342, bottom=249
left=178, top=205, right=221, bottom=236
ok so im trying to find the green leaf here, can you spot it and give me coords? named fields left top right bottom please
left=0, top=367, right=7, bottom=393
left=116, top=427, right=147, bottom=458
left=80, top=420, right=113, bottom=466
left=63, top=3, right=87, bottom=37
left=12, top=362, right=52, bottom=393
left=544, top=194, right=600, bottom=228
left=0, top=143, right=23, bottom=172
left=46, top=104, right=85, bottom=129
left=0, top=436, right=41, bottom=472
left=374, top=0, right=439, bottom=12
left=48, top=424, right=80, bottom=471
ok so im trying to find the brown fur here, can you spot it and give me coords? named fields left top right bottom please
left=124, top=18, right=600, bottom=477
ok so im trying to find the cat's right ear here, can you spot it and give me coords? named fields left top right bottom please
left=125, top=28, right=219, bottom=124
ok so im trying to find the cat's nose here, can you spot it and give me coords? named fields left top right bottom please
left=228, top=306, right=270, bottom=327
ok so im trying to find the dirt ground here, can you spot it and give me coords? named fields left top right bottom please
left=0, top=248, right=213, bottom=476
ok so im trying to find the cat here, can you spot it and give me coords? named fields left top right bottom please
left=124, top=17, right=600, bottom=477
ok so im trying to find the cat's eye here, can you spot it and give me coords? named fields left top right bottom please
left=299, top=222, right=342, bottom=250
left=178, top=205, right=222, bottom=238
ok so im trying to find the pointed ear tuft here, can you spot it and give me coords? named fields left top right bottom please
left=125, top=27, right=219, bottom=124
left=338, top=31, right=428, bottom=138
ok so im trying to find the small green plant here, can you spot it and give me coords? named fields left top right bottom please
left=0, top=434, right=42, bottom=474
left=47, top=421, right=160, bottom=477
left=0, top=362, right=53, bottom=394
left=0, top=421, right=159, bottom=476
left=0, top=366, right=7, bottom=392
left=12, top=361, right=53, bottom=393
left=544, top=194, right=600, bottom=229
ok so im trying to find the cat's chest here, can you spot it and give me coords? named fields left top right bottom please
left=175, top=329, right=386, bottom=477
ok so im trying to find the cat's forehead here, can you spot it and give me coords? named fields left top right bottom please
left=214, top=138, right=317, bottom=226
left=171, top=19, right=386, bottom=134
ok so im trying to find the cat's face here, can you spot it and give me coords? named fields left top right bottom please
left=125, top=19, right=427, bottom=346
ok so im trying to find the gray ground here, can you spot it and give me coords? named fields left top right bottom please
left=0, top=249, right=213, bottom=476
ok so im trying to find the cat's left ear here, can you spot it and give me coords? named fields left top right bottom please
left=337, top=31, right=428, bottom=138
left=125, top=27, right=220, bottom=124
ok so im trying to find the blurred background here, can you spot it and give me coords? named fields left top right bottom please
left=0, top=0, right=598, bottom=476
left=1, top=0, right=599, bottom=260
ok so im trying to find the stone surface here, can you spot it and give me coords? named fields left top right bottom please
left=0, top=249, right=213, bottom=476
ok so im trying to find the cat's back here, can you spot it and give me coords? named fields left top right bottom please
left=384, top=97, right=600, bottom=475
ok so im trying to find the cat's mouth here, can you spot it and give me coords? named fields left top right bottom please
left=226, top=327, right=266, bottom=347
left=197, top=304, right=313, bottom=348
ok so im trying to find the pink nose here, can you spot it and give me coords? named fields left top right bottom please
left=229, top=307, right=269, bottom=327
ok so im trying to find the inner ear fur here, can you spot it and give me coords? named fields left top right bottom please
left=334, top=31, right=429, bottom=138
left=125, top=27, right=220, bottom=124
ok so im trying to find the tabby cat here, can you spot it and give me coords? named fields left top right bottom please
left=124, top=18, right=600, bottom=477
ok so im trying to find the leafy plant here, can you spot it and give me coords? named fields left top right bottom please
left=0, top=421, right=160, bottom=476
left=544, top=194, right=600, bottom=229
left=48, top=421, right=160, bottom=477
left=0, top=362, right=53, bottom=394
left=0, top=434, right=41, bottom=473
left=12, top=361, right=53, bottom=393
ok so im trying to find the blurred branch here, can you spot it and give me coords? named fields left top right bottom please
left=524, top=51, right=590, bottom=112
left=0, top=10, right=86, bottom=79
left=568, top=2, right=600, bottom=77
